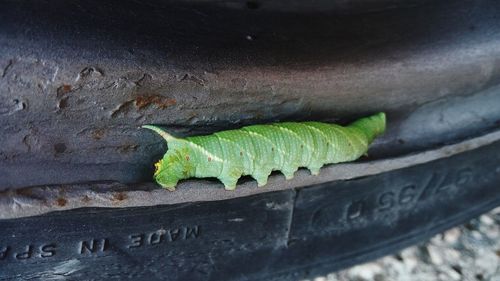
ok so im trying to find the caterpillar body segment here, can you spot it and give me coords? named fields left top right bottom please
left=144, top=112, right=386, bottom=190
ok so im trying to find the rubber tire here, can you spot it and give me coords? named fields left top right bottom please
left=1, top=141, right=499, bottom=281
left=1, top=0, right=500, bottom=279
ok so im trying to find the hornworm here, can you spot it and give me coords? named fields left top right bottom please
left=143, top=112, right=386, bottom=191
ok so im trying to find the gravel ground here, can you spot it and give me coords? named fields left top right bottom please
left=302, top=207, right=500, bottom=281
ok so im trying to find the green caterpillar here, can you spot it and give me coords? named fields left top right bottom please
left=143, top=112, right=386, bottom=191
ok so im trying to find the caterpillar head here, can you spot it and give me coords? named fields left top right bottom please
left=143, top=125, right=193, bottom=191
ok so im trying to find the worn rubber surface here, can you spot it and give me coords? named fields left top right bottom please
left=1, top=141, right=498, bottom=281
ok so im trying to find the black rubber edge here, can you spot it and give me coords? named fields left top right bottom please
left=0, top=141, right=499, bottom=281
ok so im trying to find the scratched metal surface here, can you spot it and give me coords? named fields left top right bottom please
left=1, top=0, right=500, bottom=191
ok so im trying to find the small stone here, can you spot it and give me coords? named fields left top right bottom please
left=483, top=226, right=499, bottom=240
left=347, top=264, right=383, bottom=280
left=441, top=248, right=462, bottom=262
left=437, top=272, right=448, bottom=280
left=479, top=214, right=494, bottom=226
left=400, top=248, right=419, bottom=271
left=471, top=230, right=483, bottom=240
left=325, top=273, right=341, bottom=281
left=427, top=245, right=444, bottom=265
left=443, top=228, right=461, bottom=244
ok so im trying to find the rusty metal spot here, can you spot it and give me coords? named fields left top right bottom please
left=135, top=94, right=176, bottom=109
left=56, top=84, right=72, bottom=98
left=15, top=188, right=32, bottom=197
left=113, top=192, right=128, bottom=202
left=56, top=197, right=67, bottom=207
left=92, top=129, right=105, bottom=140
left=110, top=94, right=176, bottom=117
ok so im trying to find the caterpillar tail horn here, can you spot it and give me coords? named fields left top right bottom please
left=348, top=112, right=386, bottom=143
left=142, top=125, right=178, bottom=142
